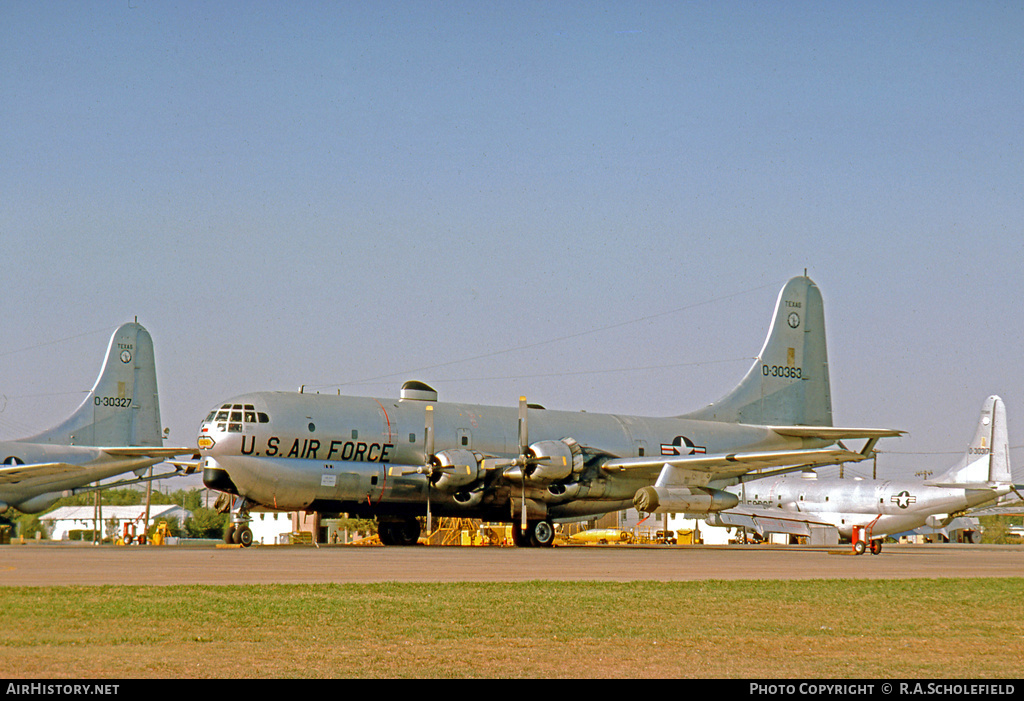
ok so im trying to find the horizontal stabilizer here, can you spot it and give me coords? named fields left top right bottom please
left=102, top=447, right=194, bottom=459
left=925, top=482, right=1005, bottom=491
left=603, top=447, right=866, bottom=487
left=769, top=426, right=904, bottom=440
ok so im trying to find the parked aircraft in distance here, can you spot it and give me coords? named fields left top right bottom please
left=0, top=322, right=195, bottom=514
left=198, top=275, right=901, bottom=547
left=702, top=395, right=1021, bottom=553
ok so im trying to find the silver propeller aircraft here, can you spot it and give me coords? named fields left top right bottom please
left=702, top=395, right=1021, bottom=553
left=0, top=322, right=195, bottom=515
left=198, top=275, right=901, bottom=547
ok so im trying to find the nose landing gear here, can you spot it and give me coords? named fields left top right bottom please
left=217, top=494, right=254, bottom=547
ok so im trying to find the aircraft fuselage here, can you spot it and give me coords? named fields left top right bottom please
left=730, top=475, right=1013, bottom=538
left=199, top=391, right=819, bottom=521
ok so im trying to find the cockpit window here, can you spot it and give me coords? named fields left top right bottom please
left=205, top=404, right=270, bottom=427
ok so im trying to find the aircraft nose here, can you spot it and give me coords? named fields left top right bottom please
left=202, top=457, right=238, bottom=495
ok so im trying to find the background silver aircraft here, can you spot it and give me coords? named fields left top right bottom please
left=0, top=322, right=194, bottom=514
left=702, top=395, right=1020, bottom=553
left=198, top=275, right=901, bottom=547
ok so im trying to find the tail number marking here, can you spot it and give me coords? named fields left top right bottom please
left=94, top=397, right=133, bottom=407
left=763, top=365, right=802, bottom=379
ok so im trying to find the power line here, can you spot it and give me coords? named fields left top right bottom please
left=0, top=325, right=118, bottom=358
left=310, top=280, right=777, bottom=391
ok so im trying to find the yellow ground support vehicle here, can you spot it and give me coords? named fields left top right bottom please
left=151, top=521, right=171, bottom=546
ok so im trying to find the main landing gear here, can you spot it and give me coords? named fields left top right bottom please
left=377, top=517, right=421, bottom=546
left=511, top=519, right=556, bottom=548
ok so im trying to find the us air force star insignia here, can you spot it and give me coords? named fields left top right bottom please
left=787, top=312, right=800, bottom=329
left=661, top=436, right=707, bottom=456
left=891, top=490, right=917, bottom=509
left=120, top=350, right=132, bottom=364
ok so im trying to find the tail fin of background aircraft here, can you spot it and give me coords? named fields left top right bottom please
left=934, top=395, right=1011, bottom=485
left=24, top=322, right=164, bottom=447
left=680, top=275, right=832, bottom=427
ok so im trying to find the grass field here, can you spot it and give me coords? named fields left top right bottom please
left=2, top=578, right=1022, bottom=678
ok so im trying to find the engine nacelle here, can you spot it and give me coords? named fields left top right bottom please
left=528, top=438, right=584, bottom=482
left=451, top=490, right=484, bottom=508
left=633, top=486, right=739, bottom=515
left=431, top=449, right=483, bottom=492
left=13, top=492, right=63, bottom=515
left=545, top=481, right=583, bottom=502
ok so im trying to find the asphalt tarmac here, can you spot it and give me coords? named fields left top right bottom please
left=2, top=542, right=1022, bottom=586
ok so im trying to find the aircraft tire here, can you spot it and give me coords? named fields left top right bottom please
left=529, top=520, right=555, bottom=548
left=238, top=527, right=253, bottom=547
left=224, top=525, right=236, bottom=545
left=380, top=518, right=420, bottom=546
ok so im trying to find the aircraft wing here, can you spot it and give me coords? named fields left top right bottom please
left=599, top=447, right=867, bottom=486
left=0, top=462, right=86, bottom=485
left=0, top=447, right=195, bottom=485
left=707, top=506, right=835, bottom=538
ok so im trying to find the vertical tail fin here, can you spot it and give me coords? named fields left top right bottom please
left=681, top=276, right=833, bottom=427
left=25, top=322, right=164, bottom=447
left=935, top=395, right=1011, bottom=485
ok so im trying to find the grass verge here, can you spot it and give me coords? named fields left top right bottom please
left=2, top=578, right=1021, bottom=678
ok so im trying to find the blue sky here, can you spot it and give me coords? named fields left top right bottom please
left=2, top=1, right=1023, bottom=481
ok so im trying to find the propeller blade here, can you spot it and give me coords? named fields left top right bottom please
left=424, top=405, right=435, bottom=464
left=521, top=482, right=528, bottom=532
left=426, top=488, right=432, bottom=543
left=519, top=396, right=529, bottom=532
left=518, top=396, right=528, bottom=457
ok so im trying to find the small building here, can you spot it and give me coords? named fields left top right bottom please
left=41, top=504, right=192, bottom=541
left=248, top=510, right=296, bottom=545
